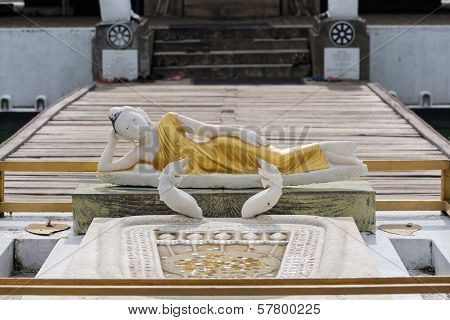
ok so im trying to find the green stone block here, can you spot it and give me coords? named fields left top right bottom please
left=72, top=179, right=375, bottom=234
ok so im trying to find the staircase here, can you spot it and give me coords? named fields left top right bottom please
left=151, top=22, right=313, bottom=79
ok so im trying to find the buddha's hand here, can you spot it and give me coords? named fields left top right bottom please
left=172, top=158, right=190, bottom=176
left=108, top=129, right=119, bottom=144
left=239, top=129, right=270, bottom=147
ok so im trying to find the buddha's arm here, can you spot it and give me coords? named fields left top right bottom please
left=176, top=114, right=270, bottom=146
left=98, top=130, right=139, bottom=172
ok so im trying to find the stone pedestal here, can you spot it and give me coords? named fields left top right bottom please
left=92, top=18, right=154, bottom=81
left=310, top=17, right=370, bottom=80
left=72, top=179, right=375, bottom=234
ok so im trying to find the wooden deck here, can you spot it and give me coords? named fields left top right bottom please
left=0, top=81, right=448, bottom=204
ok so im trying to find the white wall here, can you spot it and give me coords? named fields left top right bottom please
left=1, top=25, right=449, bottom=107
left=368, top=25, right=450, bottom=105
left=0, top=28, right=94, bottom=107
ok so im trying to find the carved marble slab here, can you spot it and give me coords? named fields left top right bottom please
left=64, top=215, right=378, bottom=279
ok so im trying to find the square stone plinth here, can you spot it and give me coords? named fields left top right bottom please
left=72, top=179, right=375, bottom=234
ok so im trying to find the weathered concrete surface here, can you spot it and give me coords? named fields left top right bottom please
left=0, top=239, right=14, bottom=277
left=5, top=210, right=449, bottom=299
left=362, top=211, right=450, bottom=299
left=36, top=236, right=83, bottom=279
left=0, top=213, right=73, bottom=274
left=368, top=25, right=450, bottom=104
left=15, top=238, right=59, bottom=272
left=0, top=28, right=94, bottom=108
left=363, top=211, right=450, bottom=276
left=73, top=179, right=375, bottom=234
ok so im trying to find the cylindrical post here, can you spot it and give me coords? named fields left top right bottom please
left=0, top=169, right=4, bottom=218
left=442, top=169, right=450, bottom=213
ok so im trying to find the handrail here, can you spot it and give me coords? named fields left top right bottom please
left=0, top=161, right=98, bottom=172
left=0, top=159, right=449, bottom=213
left=364, top=159, right=449, bottom=171
left=1, top=276, right=450, bottom=296
left=0, top=159, right=447, bottom=172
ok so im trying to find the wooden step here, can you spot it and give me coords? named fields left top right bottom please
left=184, top=0, right=280, bottom=18
left=152, top=64, right=311, bottom=78
left=154, top=38, right=309, bottom=52
left=155, top=27, right=310, bottom=41
left=153, top=49, right=310, bottom=67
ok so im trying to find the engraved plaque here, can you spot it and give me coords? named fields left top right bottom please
left=324, top=48, right=360, bottom=80
left=102, top=49, right=138, bottom=81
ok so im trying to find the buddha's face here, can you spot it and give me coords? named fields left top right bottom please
left=108, top=106, right=150, bottom=142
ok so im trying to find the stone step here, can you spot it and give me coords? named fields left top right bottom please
left=184, top=0, right=280, bottom=18
left=154, top=38, right=309, bottom=52
left=155, top=26, right=310, bottom=41
left=152, top=64, right=311, bottom=79
left=153, top=49, right=310, bottom=67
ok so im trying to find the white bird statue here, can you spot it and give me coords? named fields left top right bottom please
left=158, top=158, right=203, bottom=219
left=241, top=159, right=283, bottom=219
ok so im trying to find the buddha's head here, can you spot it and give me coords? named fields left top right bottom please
left=108, top=106, right=151, bottom=141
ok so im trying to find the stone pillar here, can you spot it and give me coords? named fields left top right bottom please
left=310, top=11, right=369, bottom=80
left=92, top=18, right=154, bottom=81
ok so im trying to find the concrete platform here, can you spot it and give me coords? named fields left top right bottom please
left=0, top=213, right=72, bottom=278
left=64, top=215, right=378, bottom=279
left=36, top=236, right=82, bottom=279
left=363, top=211, right=450, bottom=300
left=1, top=211, right=450, bottom=299
left=0, top=238, right=13, bottom=277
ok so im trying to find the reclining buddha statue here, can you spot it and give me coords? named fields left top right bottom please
left=98, top=106, right=367, bottom=218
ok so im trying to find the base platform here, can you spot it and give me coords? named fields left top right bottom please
left=64, top=215, right=378, bottom=279
left=72, top=179, right=375, bottom=234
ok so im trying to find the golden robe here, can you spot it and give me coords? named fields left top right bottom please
left=152, top=112, right=329, bottom=174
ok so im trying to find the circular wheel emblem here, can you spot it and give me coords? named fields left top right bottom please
left=107, top=24, right=133, bottom=49
left=329, top=21, right=355, bottom=47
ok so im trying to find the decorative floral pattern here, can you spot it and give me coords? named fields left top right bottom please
left=124, top=221, right=323, bottom=279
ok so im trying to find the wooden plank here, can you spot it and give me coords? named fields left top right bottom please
left=1, top=160, right=447, bottom=173
left=376, top=200, right=446, bottom=211
left=0, top=202, right=72, bottom=212
left=442, top=169, right=450, bottom=213
left=1, top=275, right=450, bottom=285
left=368, top=83, right=450, bottom=158
left=0, top=84, right=95, bottom=160
left=0, top=170, right=4, bottom=216
left=1, top=200, right=443, bottom=213
left=0, top=161, right=98, bottom=172
left=365, top=160, right=449, bottom=171
left=1, top=276, right=450, bottom=296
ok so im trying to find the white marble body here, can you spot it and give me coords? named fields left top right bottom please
left=97, top=106, right=368, bottom=189
left=241, top=159, right=283, bottom=219
left=98, top=161, right=368, bottom=189
left=157, top=159, right=203, bottom=219
left=157, top=158, right=285, bottom=219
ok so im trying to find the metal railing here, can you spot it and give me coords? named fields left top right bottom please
left=0, top=159, right=449, bottom=214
